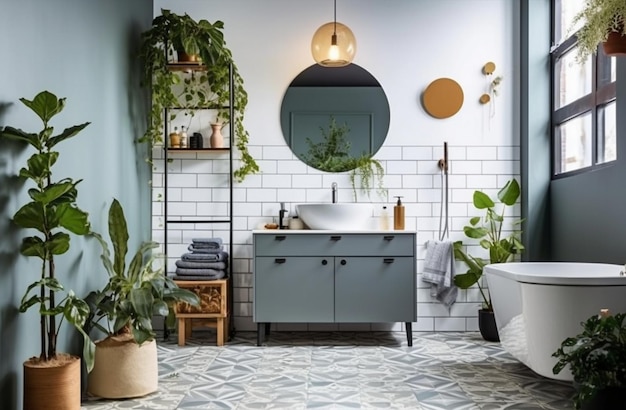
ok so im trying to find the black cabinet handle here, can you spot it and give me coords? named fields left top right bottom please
left=275, top=235, right=286, bottom=241
left=330, top=235, right=342, bottom=241
left=275, top=258, right=286, bottom=264
left=384, top=258, right=395, bottom=264
left=383, top=235, right=395, bottom=241
left=322, top=259, right=328, bottom=265
left=340, top=259, right=347, bottom=265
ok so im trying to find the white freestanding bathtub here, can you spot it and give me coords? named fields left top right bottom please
left=484, top=262, right=626, bottom=381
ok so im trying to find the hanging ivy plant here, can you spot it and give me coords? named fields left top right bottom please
left=139, top=9, right=259, bottom=182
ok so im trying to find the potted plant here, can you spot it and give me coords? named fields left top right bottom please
left=302, top=116, right=386, bottom=201
left=453, top=178, right=524, bottom=342
left=85, top=198, right=199, bottom=399
left=571, top=0, right=626, bottom=60
left=139, top=9, right=259, bottom=182
left=553, top=310, right=626, bottom=409
left=0, top=91, right=95, bottom=409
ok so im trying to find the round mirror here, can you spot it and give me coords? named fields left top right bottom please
left=280, top=63, right=390, bottom=172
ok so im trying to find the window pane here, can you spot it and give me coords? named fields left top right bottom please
left=555, top=47, right=591, bottom=109
left=557, top=113, right=592, bottom=173
left=598, top=101, right=617, bottom=164
left=555, top=0, right=585, bottom=43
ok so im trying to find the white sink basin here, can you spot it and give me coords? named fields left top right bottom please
left=296, top=203, right=374, bottom=230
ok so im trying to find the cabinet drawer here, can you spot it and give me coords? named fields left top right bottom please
left=254, top=233, right=415, bottom=256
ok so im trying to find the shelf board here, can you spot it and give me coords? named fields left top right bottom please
left=167, top=62, right=207, bottom=72
left=166, top=148, right=230, bottom=152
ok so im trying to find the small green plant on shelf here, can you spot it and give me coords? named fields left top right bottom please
left=302, top=116, right=386, bottom=201
left=139, top=9, right=259, bottom=182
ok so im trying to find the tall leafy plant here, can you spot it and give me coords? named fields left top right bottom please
left=139, top=9, right=259, bottom=182
left=1, top=91, right=95, bottom=371
left=571, top=0, right=626, bottom=60
left=453, top=178, right=524, bottom=310
left=86, top=199, right=199, bottom=344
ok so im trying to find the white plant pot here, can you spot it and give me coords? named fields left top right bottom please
left=88, top=336, right=158, bottom=399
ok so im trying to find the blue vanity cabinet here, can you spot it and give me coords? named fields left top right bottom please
left=253, top=231, right=417, bottom=346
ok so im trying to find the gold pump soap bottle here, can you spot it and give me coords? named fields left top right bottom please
left=393, top=196, right=405, bottom=230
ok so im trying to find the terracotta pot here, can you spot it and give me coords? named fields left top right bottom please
left=603, top=30, right=626, bottom=56
left=23, top=354, right=81, bottom=410
left=210, top=123, right=224, bottom=148
left=88, top=336, right=158, bottom=399
left=176, top=50, right=201, bottom=63
left=478, top=308, right=500, bottom=342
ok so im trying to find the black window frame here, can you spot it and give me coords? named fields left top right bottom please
left=550, top=0, right=616, bottom=179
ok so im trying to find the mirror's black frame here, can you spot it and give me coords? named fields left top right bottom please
left=280, top=64, right=390, bottom=171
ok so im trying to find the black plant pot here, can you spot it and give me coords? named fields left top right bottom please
left=581, top=387, right=626, bottom=410
left=478, top=309, right=500, bottom=342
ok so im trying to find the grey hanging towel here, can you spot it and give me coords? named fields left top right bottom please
left=421, top=240, right=458, bottom=308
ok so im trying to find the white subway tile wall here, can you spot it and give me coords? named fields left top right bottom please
left=152, top=145, right=520, bottom=333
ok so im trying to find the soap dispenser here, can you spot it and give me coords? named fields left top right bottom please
left=380, top=206, right=390, bottom=230
left=394, top=196, right=405, bottom=230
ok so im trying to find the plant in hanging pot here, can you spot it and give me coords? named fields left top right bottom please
left=0, top=91, right=95, bottom=410
left=453, top=178, right=524, bottom=342
left=571, top=0, right=626, bottom=60
left=552, top=310, right=626, bottom=409
left=84, top=198, right=199, bottom=399
left=139, top=8, right=259, bottom=182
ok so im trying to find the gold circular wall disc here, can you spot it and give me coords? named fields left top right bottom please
left=422, top=78, right=464, bottom=119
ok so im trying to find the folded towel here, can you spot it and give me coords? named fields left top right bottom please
left=188, top=244, right=223, bottom=253
left=173, top=272, right=226, bottom=281
left=175, top=260, right=227, bottom=270
left=181, top=251, right=228, bottom=262
left=192, top=237, right=222, bottom=247
left=421, top=240, right=458, bottom=308
left=175, top=267, right=226, bottom=277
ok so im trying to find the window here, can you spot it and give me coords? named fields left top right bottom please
left=551, top=0, right=616, bottom=177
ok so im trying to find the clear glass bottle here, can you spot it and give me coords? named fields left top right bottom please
left=180, top=125, right=188, bottom=149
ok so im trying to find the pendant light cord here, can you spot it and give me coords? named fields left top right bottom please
left=333, top=0, right=337, bottom=34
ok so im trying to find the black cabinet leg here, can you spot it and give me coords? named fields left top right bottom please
left=257, top=323, right=264, bottom=346
left=406, top=322, right=413, bottom=346
left=265, top=322, right=271, bottom=337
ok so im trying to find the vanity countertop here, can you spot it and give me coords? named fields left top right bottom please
left=252, top=229, right=417, bottom=234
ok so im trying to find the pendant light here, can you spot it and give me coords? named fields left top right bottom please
left=310, top=0, right=356, bottom=67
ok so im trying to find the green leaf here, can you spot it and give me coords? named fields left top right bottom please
left=20, top=91, right=65, bottom=124
left=30, top=181, right=73, bottom=204
left=464, top=226, right=488, bottom=239
left=47, top=123, right=90, bottom=149
left=129, top=287, right=153, bottom=319
left=24, top=152, right=57, bottom=181
left=0, top=126, right=43, bottom=150
left=453, top=272, right=480, bottom=288
left=152, top=300, right=169, bottom=317
left=473, top=191, right=494, bottom=209
left=498, top=178, right=520, bottom=206
left=13, top=202, right=45, bottom=231
left=57, top=203, right=90, bottom=235
left=47, top=232, right=71, bottom=256
left=108, top=199, right=129, bottom=277
left=20, top=236, right=46, bottom=259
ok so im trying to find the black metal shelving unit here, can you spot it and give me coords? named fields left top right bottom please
left=162, top=63, right=235, bottom=340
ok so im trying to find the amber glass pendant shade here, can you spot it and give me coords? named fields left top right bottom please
left=311, top=21, right=357, bottom=67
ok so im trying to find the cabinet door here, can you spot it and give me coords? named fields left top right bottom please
left=334, top=256, right=415, bottom=322
left=254, top=256, right=334, bottom=322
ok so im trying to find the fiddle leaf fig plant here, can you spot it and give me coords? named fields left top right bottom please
left=0, top=91, right=95, bottom=371
left=553, top=311, right=626, bottom=409
left=453, top=178, right=524, bottom=310
left=139, top=8, right=259, bottom=182
left=86, top=198, right=200, bottom=345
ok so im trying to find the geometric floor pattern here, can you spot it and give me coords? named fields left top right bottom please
left=81, top=331, right=576, bottom=410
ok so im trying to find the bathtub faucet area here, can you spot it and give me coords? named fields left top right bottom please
left=331, top=182, right=338, bottom=203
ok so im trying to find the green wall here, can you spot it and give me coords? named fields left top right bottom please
left=0, top=1, right=152, bottom=408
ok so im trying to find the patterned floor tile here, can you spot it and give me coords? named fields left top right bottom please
left=81, top=331, right=577, bottom=410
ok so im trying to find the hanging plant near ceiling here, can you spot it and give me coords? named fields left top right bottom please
left=139, top=9, right=259, bottom=182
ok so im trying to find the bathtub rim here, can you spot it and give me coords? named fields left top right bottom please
left=484, top=262, right=626, bottom=286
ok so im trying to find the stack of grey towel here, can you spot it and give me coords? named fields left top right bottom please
left=173, top=237, right=229, bottom=281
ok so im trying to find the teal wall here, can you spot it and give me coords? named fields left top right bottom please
left=0, top=1, right=152, bottom=408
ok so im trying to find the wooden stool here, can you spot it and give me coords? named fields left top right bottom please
left=174, top=279, right=229, bottom=346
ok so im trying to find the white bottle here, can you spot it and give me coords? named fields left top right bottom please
left=380, top=206, right=390, bottom=230
left=180, top=125, right=188, bottom=149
